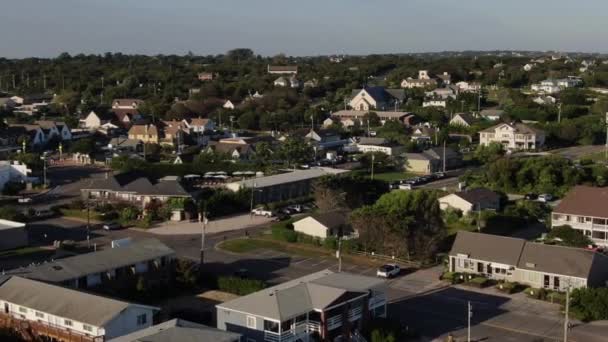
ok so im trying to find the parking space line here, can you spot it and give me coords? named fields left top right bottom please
left=310, top=259, right=329, bottom=267
left=292, top=258, right=311, bottom=265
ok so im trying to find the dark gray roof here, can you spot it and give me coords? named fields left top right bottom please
left=517, top=243, right=599, bottom=279
left=451, top=231, right=605, bottom=279
left=308, top=211, right=349, bottom=229
left=0, top=276, right=154, bottom=327
left=109, top=319, right=241, bottom=342
left=10, top=239, right=175, bottom=283
left=424, top=147, right=461, bottom=160
left=454, top=188, right=500, bottom=205
left=352, top=87, right=405, bottom=103
left=217, top=270, right=385, bottom=321
left=450, top=231, right=525, bottom=266
left=83, top=173, right=190, bottom=197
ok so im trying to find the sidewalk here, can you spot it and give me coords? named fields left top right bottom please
left=142, top=213, right=274, bottom=235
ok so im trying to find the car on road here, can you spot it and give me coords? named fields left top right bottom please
left=538, top=194, right=553, bottom=203
left=376, top=264, right=401, bottom=278
left=34, top=209, right=55, bottom=219
left=102, top=222, right=122, bottom=231
left=17, top=197, right=32, bottom=204
left=251, top=208, right=274, bottom=217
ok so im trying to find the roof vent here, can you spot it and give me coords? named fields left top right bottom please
left=525, top=262, right=536, bottom=268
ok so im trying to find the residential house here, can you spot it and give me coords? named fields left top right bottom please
left=293, top=211, right=351, bottom=239
left=223, top=100, right=237, bottom=110
left=274, top=77, right=289, bottom=87
left=330, top=110, right=414, bottom=127
left=128, top=124, right=159, bottom=144
left=109, top=319, right=242, bottom=342
left=305, top=129, right=346, bottom=150
left=225, top=168, right=349, bottom=204
left=113, top=108, right=141, bottom=128
left=0, top=276, right=157, bottom=341
left=439, top=188, right=501, bottom=215
left=303, top=79, right=319, bottom=88
left=198, top=72, right=217, bottom=81
left=0, top=160, right=32, bottom=192
left=267, top=65, right=298, bottom=75
left=35, top=120, right=72, bottom=141
left=207, top=142, right=255, bottom=161
left=479, top=108, right=505, bottom=121
left=112, top=99, right=143, bottom=110
left=531, top=80, right=562, bottom=94
left=8, top=124, right=46, bottom=146
left=410, top=126, right=436, bottom=144
left=216, top=270, right=387, bottom=342
left=423, top=99, right=447, bottom=108
left=11, top=238, right=175, bottom=290
left=455, top=81, right=482, bottom=93
left=183, top=117, right=216, bottom=133
left=425, top=86, right=458, bottom=100
left=479, top=122, right=545, bottom=150
left=0, top=219, right=28, bottom=251
left=533, top=96, right=557, bottom=106
left=404, top=147, right=462, bottom=174
left=160, top=120, right=190, bottom=147
left=401, top=78, right=437, bottom=89
left=347, top=137, right=404, bottom=156
left=107, top=137, right=142, bottom=153
left=448, top=231, right=608, bottom=291
left=436, top=72, right=452, bottom=85
left=0, top=127, right=26, bottom=155
left=450, top=113, right=475, bottom=127
left=11, top=94, right=54, bottom=115
left=348, top=87, right=406, bottom=111
left=81, top=173, right=191, bottom=207
left=523, top=63, right=535, bottom=71
left=80, top=111, right=116, bottom=130
left=552, top=186, right=608, bottom=246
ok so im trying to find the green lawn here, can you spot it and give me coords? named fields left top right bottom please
left=218, top=238, right=330, bottom=258
left=0, top=246, right=47, bottom=259
left=369, top=171, right=415, bottom=182
left=446, top=221, right=478, bottom=236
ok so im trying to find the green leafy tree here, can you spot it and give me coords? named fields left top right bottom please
left=277, top=137, right=313, bottom=167
left=69, top=138, right=95, bottom=154
left=546, top=225, right=593, bottom=247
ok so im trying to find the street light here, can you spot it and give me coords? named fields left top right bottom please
left=198, top=211, right=208, bottom=264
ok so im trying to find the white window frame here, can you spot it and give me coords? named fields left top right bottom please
left=35, top=311, right=45, bottom=319
left=83, top=324, right=93, bottom=332
left=18, top=307, right=28, bottom=314
left=64, top=319, right=73, bottom=327
left=246, top=315, right=257, bottom=329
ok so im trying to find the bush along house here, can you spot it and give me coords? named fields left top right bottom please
left=216, top=270, right=387, bottom=342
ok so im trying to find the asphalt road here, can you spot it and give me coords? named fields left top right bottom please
left=16, top=217, right=608, bottom=341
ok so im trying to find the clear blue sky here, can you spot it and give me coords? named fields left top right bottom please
left=1, top=0, right=607, bottom=58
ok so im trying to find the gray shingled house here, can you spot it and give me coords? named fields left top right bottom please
left=216, top=270, right=387, bottom=342
left=449, top=231, right=608, bottom=290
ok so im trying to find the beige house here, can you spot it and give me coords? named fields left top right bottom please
left=439, top=188, right=500, bottom=215
left=479, top=122, right=545, bottom=151
left=449, top=231, right=608, bottom=291
left=128, top=124, right=159, bottom=144
left=405, top=147, right=462, bottom=175
left=552, top=186, right=608, bottom=246
left=293, top=211, right=350, bottom=239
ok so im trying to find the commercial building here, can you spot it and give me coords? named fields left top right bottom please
left=225, top=168, right=349, bottom=204
left=449, top=231, right=608, bottom=291
left=216, top=270, right=387, bottom=342
left=0, top=276, right=157, bottom=341
left=552, top=186, right=608, bottom=246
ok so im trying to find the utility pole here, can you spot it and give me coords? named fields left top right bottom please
left=443, top=140, right=446, bottom=173
left=477, top=89, right=481, bottom=114
left=558, top=103, right=562, bottom=123
left=564, top=285, right=570, bottom=342
left=367, top=119, right=370, bottom=137
left=199, top=211, right=208, bottom=264
left=43, top=74, right=47, bottom=90
left=249, top=182, right=257, bottom=218
left=467, top=301, right=473, bottom=342
left=12, top=74, right=15, bottom=89
left=337, top=237, right=342, bottom=272
left=370, top=153, right=375, bottom=180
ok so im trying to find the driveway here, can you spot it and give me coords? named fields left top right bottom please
left=141, top=213, right=274, bottom=235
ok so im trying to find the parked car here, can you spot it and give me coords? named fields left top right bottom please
left=102, top=222, right=122, bottom=231
left=376, top=264, right=401, bottom=278
left=287, top=204, right=303, bottom=213
left=398, top=184, right=413, bottom=190
left=434, top=172, right=446, bottom=179
left=251, top=208, right=274, bottom=217
left=17, top=197, right=32, bottom=204
left=538, top=194, right=553, bottom=203
left=524, top=193, right=538, bottom=200
left=34, top=209, right=55, bottom=219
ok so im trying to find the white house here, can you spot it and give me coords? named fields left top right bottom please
left=439, top=188, right=501, bottom=215
left=523, top=64, right=535, bottom=71
left=183, top=118, right=215, bottom=133
left=423, top=99, right=447, bottom=108
left=223, top=100, right=236, bottom=110
left=450, top=113, right=474, bottom=127
left=533, top=96, right=557, bottom=106
left=0, top=161, right=32, bottom=191
left=455, top=81, right=481, bottom=93
left=293, top=211, right=350, bottom=239
left=273, top=77, right=289, bottom=87
left=479, top=122, right=545, bottom=150
left=0, top=276, right=158, bottom=340
left=80, top=111, right=115, bottom=130
left=112, top=99, right=143, bottom=110
left=348, top=87, right=405, bottom=111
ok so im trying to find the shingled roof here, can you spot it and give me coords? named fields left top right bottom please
left=554, top=186, right=608, bottom=218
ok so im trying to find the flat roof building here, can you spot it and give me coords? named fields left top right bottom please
left=0, top=219, right=28, bottom=251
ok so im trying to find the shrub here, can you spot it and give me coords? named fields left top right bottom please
left=135, top=216, right=153, bottom=229
left=496, top=281, right=523, bottom=294
left=271, top=226, right=297, bottom=243
left=217, top=276, right=266, bottom=296
left=466, top=276, right=490, bottom=288
left=570, top=287, right=608, bottom=322
left=525, top=288, right=548, bottom=300
left=323, top=236, right=338, bottom=250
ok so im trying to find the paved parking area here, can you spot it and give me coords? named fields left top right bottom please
left=143, top=214, right=274, bottom=235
